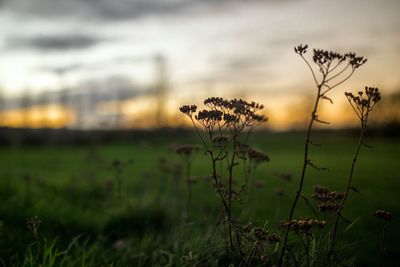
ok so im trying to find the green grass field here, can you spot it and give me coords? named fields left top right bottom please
left=0, top=131, right=399, bottom=266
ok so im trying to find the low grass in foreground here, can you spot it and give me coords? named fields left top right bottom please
left=0, top=130, right=398, bottom=266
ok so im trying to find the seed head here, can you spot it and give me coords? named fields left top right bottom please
left=373, top=210, right=392, bottom=222
left=345, top=87, right=381, bottom=124
left=248, top=148, right=270, bottom=164
left=195, top=109, right=223, bottom=122
left=319, top=203, right=342, bottom=213
left=26, top=215, right=41, bottom=236
left=312, top=185, right=344, bottom=202
left=179, top=105, right=197, bottom=116
left=294, top=44, right=308, bottom=55
left=282, top=217, right=326, bottom=233
left=174, top=144, right=201, bottom=157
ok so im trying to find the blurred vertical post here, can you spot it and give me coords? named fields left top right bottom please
left=57, top=68, right=70, bottom=129
left=21, top=89, right=32, bottom=128
left=39, top=92, right=49, bottom=128
left=154, top=54, right=168, bottom=128
left=0, top=87, right=3, bottom=127
left=60, top=89, right=70, bottom=129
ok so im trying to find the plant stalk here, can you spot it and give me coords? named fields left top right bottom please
left=327, top=124, right=365, bottom=259
left=278, top=84, right=322, bottom=266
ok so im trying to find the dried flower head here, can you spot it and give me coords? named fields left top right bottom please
left=180, top=97, right=267, bottom=133
left=319, top=203, right=342, bottom=213
left=347, top=52, right=368, bottom=69
left=294, top=44, right=308, bottom=55
left=26, top=215, right=41, bottom=236
left=345, top=87, right=381, bottom=125
left=293, top=44, right=368, bottom=102
left=196, top=109, right=223, bottom=122
left=248, top=148, right=270, bottom=164
left=282, top=218, right=326, bottom=234
left=312, top=185, right=344, bottom=203
left=174, top=144, right=201, bottom=157
left=374, top=210, right=392, bottom=222
left=179, top=105, right=197, bottom=116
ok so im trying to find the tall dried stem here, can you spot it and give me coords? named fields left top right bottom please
left=279, top=44, right=367, bottom=266
left=327, top=87, right=381, bottom=260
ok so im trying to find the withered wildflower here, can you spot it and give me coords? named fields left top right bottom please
left=179, top=105, right=197, bottom=116
left=26, top=215, right=42, bottom=263
left=294, top=44, right=308, bottom=55
left=26, top=215, right=41, bottom=236
left=328, top=87, right=381, bottom=259
left=174, top=144, right=201, bottom=218
left=196, top=109, right=223, bottom=123
left=174, top=144, right=201, bottom=157
left=111, top=159, right=133, bottom=199
left=248, top=148, right=270, bottom=164
left=312, top=185, right=344, bottom=203
left=374, top=209, right=392, bottom=266
left=374, top=210, right=393, bottom=222
left=238, top=222, right=281, bottom=265
left=279, top=44, right=367, bottom=266
left=318, top=203, right=342, bottom=213
left=179, top=96, right=267, bottom=254
left=347, top=52, right=368, bottom=70
left=345, top=87, right=381, bottom=126
left=282, top=218, right=326, bottom=234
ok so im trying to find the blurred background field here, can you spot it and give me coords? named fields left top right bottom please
left=0, top=129, right=398, bottom=266
left=1, top=0, right=400, bottom=265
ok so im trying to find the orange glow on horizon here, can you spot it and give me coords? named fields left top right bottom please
left=0, top=105, right=74, bottom=128
left=0, top=96, right=380, bottom=130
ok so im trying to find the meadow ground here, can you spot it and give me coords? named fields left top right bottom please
left=0, top=130, right=399, bottom=266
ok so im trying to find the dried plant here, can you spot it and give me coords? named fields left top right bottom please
left=111, top=159, right=133, bottom=199
left=180, top=97, right=267, bottom=255
left=26, top=215, right=42, bottom=263
left=374, top=210, right=392, bottom=267
left=174, top=143, right=201, bottom=217
left=327, top=87, right=381, bottom=260
left=279, top=44, right=367, bottom=266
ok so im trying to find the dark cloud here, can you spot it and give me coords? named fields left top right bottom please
left=2, top=0, right=301, bottom=21
left=9, top=34, right=101, bottom=51
left=3, top=0, right=198, bottom=21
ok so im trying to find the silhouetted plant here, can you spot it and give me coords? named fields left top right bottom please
left=327, top=87, right=381, bottom=261
left=26, top=215, right=42, bottom=264
left=174, top=143, right=201, bottom=217
left=180, top=97, right=267, bottom=256
left=111, top=159, right=133, bottom=199
left=374, top=209, right=392, bottom=267
left=279, top=44, right=367, bottom=266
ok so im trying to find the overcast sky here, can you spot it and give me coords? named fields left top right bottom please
left=0, top=0, right=399, bottom=101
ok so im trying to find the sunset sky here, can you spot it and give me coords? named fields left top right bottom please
left=0, top=0, right=399, bottom=128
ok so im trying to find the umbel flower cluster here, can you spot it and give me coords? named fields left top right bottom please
left=180, top=97, right=267, bottom=131
left=174, top=144, right=201, bottom=157
left=179, top=97, right=269, bottom=255
left=294, top=44, right=367, bottom=71
left=312, top=185, right=345, bottom=213
left=345, top=87, right=381, bottom=125
left=374, top=210, right=393, bottom=222
left=282, top=217, right=326, bottom=234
